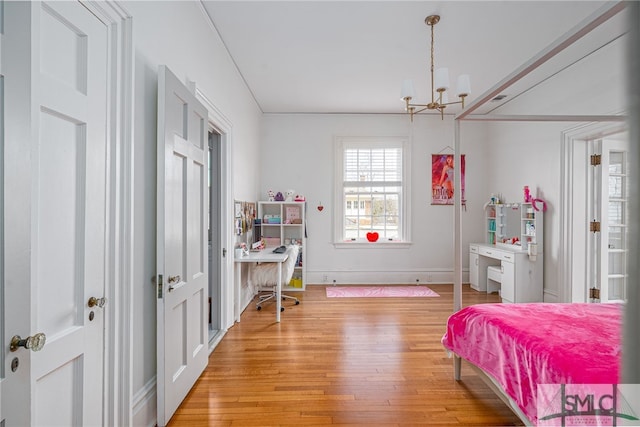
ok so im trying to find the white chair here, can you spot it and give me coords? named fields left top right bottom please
left=251, top=245, right=300, bottom=311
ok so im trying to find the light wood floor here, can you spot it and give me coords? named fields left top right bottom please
left=168, top=284, right=524, bottom=426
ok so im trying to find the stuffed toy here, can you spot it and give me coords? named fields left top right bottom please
left=274, top=191, right=285, bottom=201
left=285, top=189, right=295, bottom=202
left=267, top=189, right=275, bottom=202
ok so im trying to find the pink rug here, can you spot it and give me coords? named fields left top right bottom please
left=326, top=285, right=439, bottom=298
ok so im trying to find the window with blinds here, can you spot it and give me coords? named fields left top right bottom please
left=337, top=137, right=407, bottom=242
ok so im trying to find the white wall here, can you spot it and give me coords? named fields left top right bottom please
left=478, top=121, right=572, bottom=301
left=258, top=114, right=585, bottom=301
left=123, top=2, right=263, bottom=425
left=260, top=113, right=490, bottom=284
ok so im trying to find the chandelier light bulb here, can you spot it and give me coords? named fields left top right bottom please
left=457, top=74, right=471, bottom=97
left=434, top=68, right=450, bottom=92
left=400, top=79, right=416, bottom=100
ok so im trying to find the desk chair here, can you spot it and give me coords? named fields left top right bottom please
left=251, top=245, right=300, bottom=311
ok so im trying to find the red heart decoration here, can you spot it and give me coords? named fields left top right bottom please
left=366, top=232, right=379, bottom=242
left=317, top=205, right=324, bottom=211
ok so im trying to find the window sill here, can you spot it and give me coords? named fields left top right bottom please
left=333, top=241, right=412, bottom=249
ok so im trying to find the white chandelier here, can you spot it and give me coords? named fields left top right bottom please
left=401, top=15, right=471, bottom=121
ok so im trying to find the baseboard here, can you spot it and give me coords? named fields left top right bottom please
left=543, top=289, right=560, bottom=303
left=306, top=269, right=469, bottom=286
left=132, top=376, right=157, bottom=427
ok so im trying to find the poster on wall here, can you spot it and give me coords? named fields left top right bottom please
left=431, top=154, right=465, bottom=205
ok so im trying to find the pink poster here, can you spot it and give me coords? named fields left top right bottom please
left=431, top=154, right=465, bottom=205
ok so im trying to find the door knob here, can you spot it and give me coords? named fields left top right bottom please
left=10, top=333, right=46, bottom=352
left=167, top=275, right=184, bottom=292
left=88, top=296, right=107, bottom=308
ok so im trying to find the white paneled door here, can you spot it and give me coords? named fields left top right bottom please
left=597, top=138, right=629, bottom=302
left=2, top=1, right=109, bottom=425
left=156, top=65, right=209, bottom=426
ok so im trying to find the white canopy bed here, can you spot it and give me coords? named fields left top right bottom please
left=446, top=2, right=638, bottom=424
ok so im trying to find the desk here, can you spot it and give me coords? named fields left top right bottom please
left=234, top=251, right=289, bottom=322
left=469, top=243, right=543, bottom=303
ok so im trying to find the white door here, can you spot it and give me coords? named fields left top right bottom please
left=595, top=138, right=629, bottom=302
left=2, top=1, right=109, bottom=425
left=156, top=65, right=209, bottom=426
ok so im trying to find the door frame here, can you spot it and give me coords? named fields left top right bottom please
left=84, top=2, right=134, bottom=426
left=193, top=86, right=235, bottom=341
left=559, top=120, right=627, bottom=303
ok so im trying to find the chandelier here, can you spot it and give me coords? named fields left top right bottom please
left=401, top=15, right=471, bottom=121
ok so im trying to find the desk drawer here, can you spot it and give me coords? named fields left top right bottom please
left=470, top=244, right=479, bottom=254
left=479, top=246, right=498, bottom=258
left=500, top=252, right=515, bottom=263
left=479, top=246, right=515, bottom=263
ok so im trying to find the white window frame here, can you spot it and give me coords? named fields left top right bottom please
left=333, top=136, right=411, bottom=248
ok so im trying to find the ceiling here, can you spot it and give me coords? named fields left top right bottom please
left=201, top=1, right=627, bottom=116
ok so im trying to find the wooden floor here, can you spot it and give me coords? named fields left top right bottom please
left=168, top=284, right=524, bottom=426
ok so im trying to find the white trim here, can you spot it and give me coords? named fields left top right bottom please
left=131, top=376, right=157, bottom=427
left=193, top=87, right=236, bottom=335
left=80, top=2, right=134, bottom=426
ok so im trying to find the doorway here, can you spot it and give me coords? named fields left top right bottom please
left=561, top=123, right=628, bottom=303
left=209, top=129, right=223, bottom=340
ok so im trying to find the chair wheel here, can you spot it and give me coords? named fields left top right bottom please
left=257, top=305, right=262, bottom=311
left=280, top=307, right=285, bottom=312
left=295, top=301, right=300, bottom=305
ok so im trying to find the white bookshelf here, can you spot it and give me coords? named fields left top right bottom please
left=257, top=201, right=306, bottom=291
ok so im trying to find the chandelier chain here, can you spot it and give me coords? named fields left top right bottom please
left=430, top=23, right=435, bottom=104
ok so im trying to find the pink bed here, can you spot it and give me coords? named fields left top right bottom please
left=441, top=303, right=622, bottom=424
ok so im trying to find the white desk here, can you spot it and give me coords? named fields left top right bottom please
left=469, top=243, right=543, bottom=303
left=234, top=251, right=289, bottom=322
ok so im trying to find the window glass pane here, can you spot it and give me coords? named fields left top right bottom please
left=608, top=175, right=624, bottom=199
left=608, top=276, right=625, bottom=300
left=608, top=250, right=626, bottom=300
left=608, top=225, right=625, bottom=250
left=609, top=151, right=625, bottom=174
left=341, top=140, right=405, bottom=241
left=608, top=201, right=624, bottom=225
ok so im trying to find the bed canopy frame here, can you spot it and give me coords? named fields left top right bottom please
left=450, top=0, right=638, bottom=384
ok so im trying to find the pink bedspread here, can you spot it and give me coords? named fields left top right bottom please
left=441, top=303, right=622, bottom=424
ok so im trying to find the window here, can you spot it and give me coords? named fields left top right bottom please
left=334, top=137, right=410, bottom=244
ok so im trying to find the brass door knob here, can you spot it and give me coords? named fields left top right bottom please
left=88, top=296, right=107, bottom=308
left=167, top=275, right=183, bottom=292
left=10, top=333, right=46, bottom=352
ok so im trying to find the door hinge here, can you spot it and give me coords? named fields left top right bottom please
left=590, top=220, right=601, bottom=233
left=157, top=274, right=163, bottom=299
left=590, top=154, right=601, bottom=166
left=589, top=287, right=601, bottom=300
